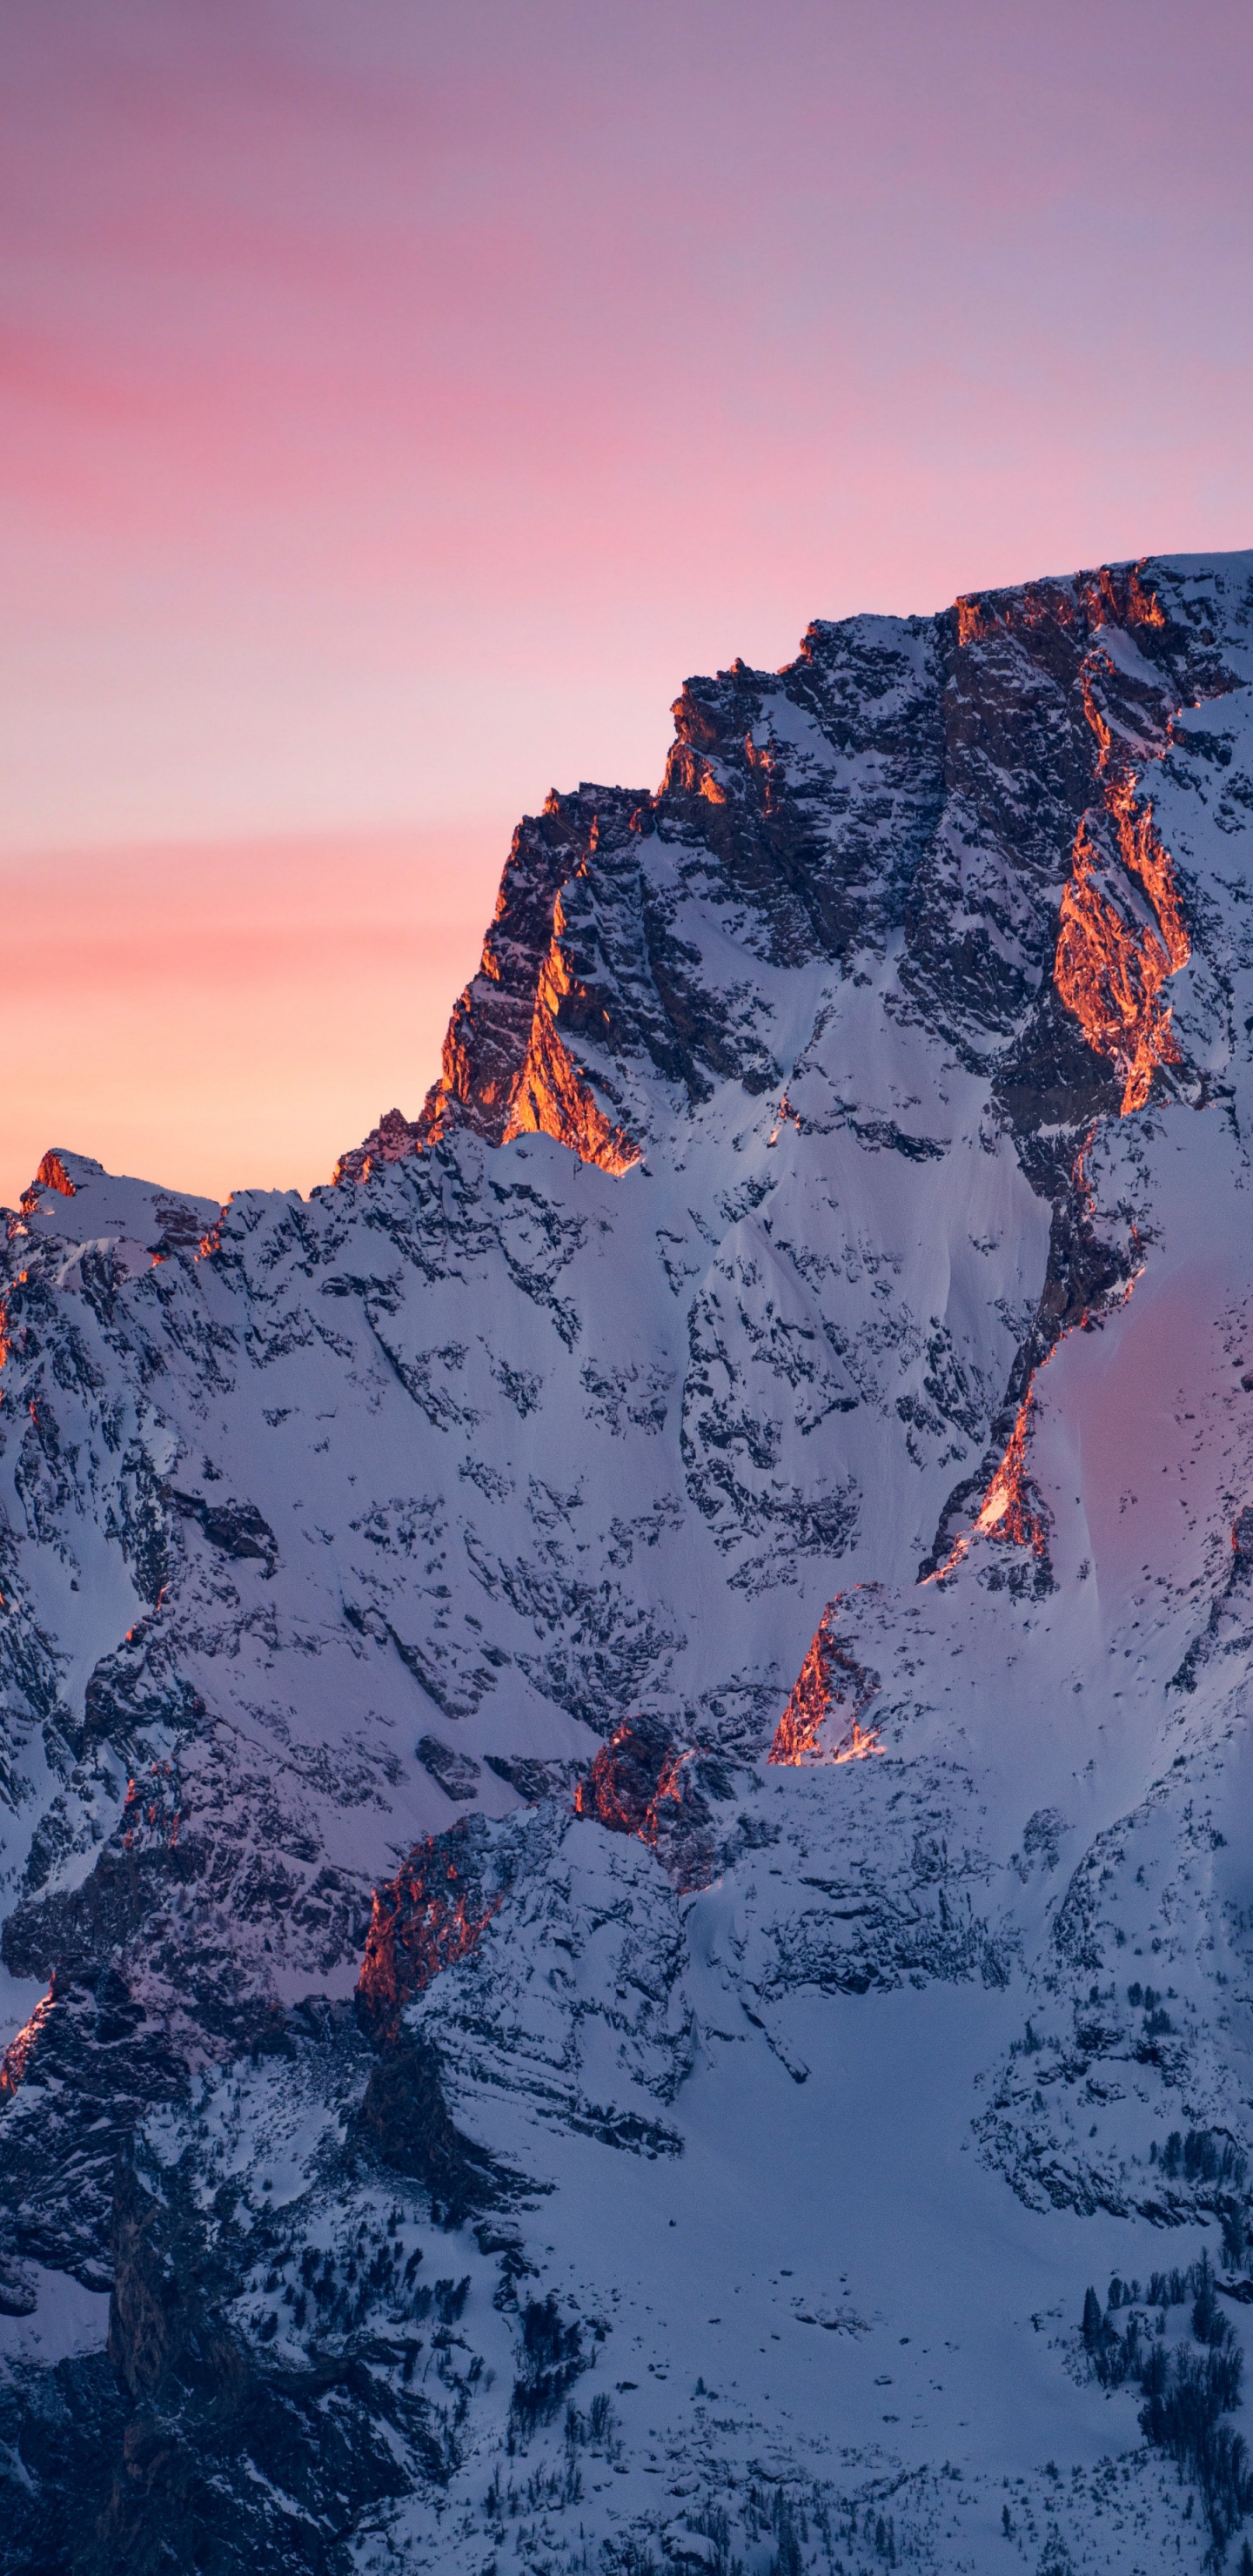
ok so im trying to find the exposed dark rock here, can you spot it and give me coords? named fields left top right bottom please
left=84, top=2149, right=423, bottom=2576
left=481, top=1752, right=579, bottom=1801
left=169, top=1490, right=279, bottom=1573
left=0, top=1963, right=185, bottom=2287
left=413, top=1734, right=480, bottom=1801
left=0, top=2349, right=126, bottom=2576
left=572, top=1714, right=739, bottom=1891
left=355, top=2034, right=501, bottom=2223
left=573, top=1712, right=680, bottom=1839
left=79, top=1625, right=206, bottom=1760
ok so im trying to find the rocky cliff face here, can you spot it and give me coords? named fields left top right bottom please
left=3, top=553, right=1253, bottom=2575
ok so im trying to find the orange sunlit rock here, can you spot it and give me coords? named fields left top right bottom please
left=926, top=1391, right=1051, bottom=1585
left=340, top=817, right=642, bottom=1184
left=769, top=1608, right=882, bottom=1766
left=332, top=1104, right=421, bottom=1187
left=1077, top=564, right=1166, bottom=633
left=499, top=898, right=641, bottom=1175
left=970, top=1395, right=1043, bottom=1548
left=1054, top=647, right=1189, bottom=1117
left=955, top=562, right=1167, bottom=653
left=0, top=1981, right=56, bottom=2097
left=573, top=1714, right=692, bottom=1842
left=503, top=1015, right=640, bottom=1173
left=1055, top=828, right=1180, bottom=1117
left=832, top=1719, right=883, bottom=1764
left=572, top=1715, right=726, bottom=1890
left=18, top=1151, right=77, bottom=1216
left=357, top=1825, right=499, bottom=2045
left=923, top=610, right=1191, bottom=1589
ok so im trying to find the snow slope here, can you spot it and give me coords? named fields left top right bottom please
left=3, top=553, right=1253, bottom=2574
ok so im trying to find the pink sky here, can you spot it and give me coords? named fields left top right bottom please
left=0, top=827, right=503, bottom=1204
left=2, top=0, right=1250, bottom=1203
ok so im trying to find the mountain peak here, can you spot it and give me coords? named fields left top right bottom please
left=6, top=549, right=1253, bottom=2575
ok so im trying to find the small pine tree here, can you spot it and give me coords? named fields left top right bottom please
left=1082, top=2285, right=1103, bottom=2350
left=1193, top=2251, right=1223, bottom=2346
left=1224, top=2207, right=1250, bottom=2271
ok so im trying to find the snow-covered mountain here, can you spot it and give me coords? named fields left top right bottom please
left=3, top=553, right=1253, bottom=2575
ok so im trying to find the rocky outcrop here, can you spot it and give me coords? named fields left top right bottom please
left=337, top=789, right=649, bottom=1180
left=573, top=1714, right=743, bottom=1889
left=332, top=1104, right=421, bottom=1187
left=0, top=1962, right=186, bottom=2289
left=769, top=1606, right=882, bottom=1766
left=355, top=2034, right=501, bottom=2222
left=21, top=1150, right=77, bottom=1209
left=356, top=1821, right=503, bottom=2049
left=573, top=1712, right=686, bottom=1839
left=353, top=1821, right=510, bottom=2218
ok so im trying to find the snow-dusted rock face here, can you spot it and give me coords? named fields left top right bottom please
left=4, top=553, right=1253, bottom=2573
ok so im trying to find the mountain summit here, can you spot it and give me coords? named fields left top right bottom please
left=3, top=554, right=1253, bottom=2573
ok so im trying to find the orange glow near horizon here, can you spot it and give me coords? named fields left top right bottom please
left=0, top=824, right=504, bottom=1208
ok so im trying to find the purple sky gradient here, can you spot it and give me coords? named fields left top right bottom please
left=1, top=0, right=1250, bottom=1196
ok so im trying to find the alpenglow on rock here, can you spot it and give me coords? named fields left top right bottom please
left=3, top=554, right=1253, bottom=2573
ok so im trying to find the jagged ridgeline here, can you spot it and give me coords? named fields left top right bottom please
left=3, top=555, right=1253, bottom=2575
